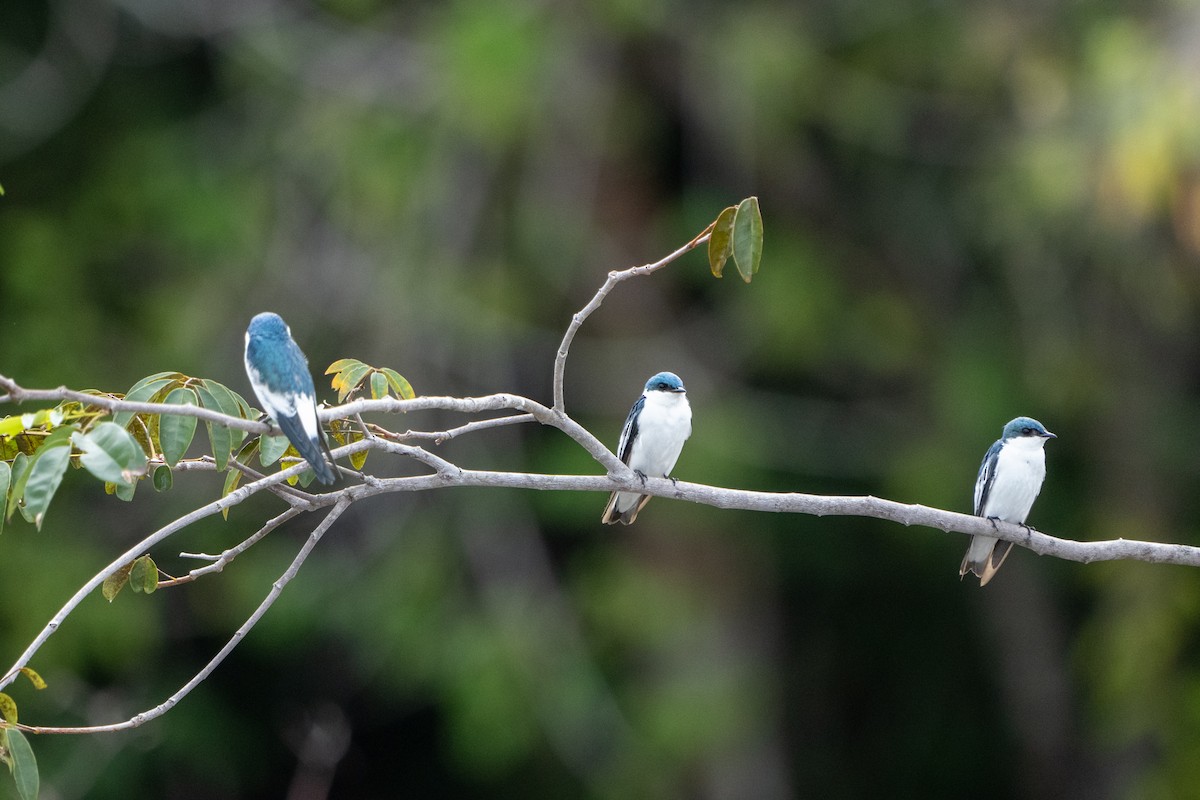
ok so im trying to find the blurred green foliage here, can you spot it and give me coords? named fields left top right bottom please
left=3, top=0, right=1200, bottom=797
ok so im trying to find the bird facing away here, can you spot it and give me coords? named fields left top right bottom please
left=601, top=371, right=692, bottom=525
left=960, top=416, right=1056, bottom=586
left=243, top=312, right=337, bottom=485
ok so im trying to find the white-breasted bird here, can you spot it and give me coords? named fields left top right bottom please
left=960, top=416, right=1055, bottom=585
left=601, top=371, right=692, bottom=525
left=243, top=312, right=337, bottom=485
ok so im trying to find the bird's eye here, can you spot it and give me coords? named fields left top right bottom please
left=658, top=382, right=668, bottom=390
left=1023, top=427, right=1035, bottom=435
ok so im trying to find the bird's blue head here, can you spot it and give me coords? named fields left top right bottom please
left=644, top=372, right=685, bottom=393
left=247, top=312, right=291, bottom=343
left=1002, top=416, right=1055, bottom=441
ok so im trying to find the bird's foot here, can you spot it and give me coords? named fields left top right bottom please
left=634, top=469, right=647, bottom=486
left=986, top=516, right=1000, bottom=530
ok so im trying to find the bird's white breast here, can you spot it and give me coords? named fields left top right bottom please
left=627, top=390, right=692, bottom=478
left=981, top=436, right=1047, bottom=523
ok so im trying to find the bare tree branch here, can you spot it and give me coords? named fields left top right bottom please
left=162, top=507, right=307, bottom=587
left=9, top=498, right=351, bottom=735
left=551, top=226, right=713, bottom=412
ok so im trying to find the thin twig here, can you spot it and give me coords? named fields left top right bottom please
left=551, top=229, right=712, bottom=412
left=399, top=412, right=537, bottom=444
left=10, top=498, right=351, bottom=734
left=159, top=507, right=307, bottom=587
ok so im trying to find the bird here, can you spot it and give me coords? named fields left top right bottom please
left=243, top=312, right=337, bottom=485
left=960, top=416, right=1056, bottom=586
left=601, top=371, right=692, bottom=525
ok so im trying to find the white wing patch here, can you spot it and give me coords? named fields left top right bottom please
left=246, top=361, right=301, bottom=422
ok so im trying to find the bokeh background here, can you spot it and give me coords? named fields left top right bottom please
left=3, top=0, right=1200, bottom=797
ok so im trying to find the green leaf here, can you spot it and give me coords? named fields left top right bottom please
left=113, top=373, right=184, bottom=428
left=159, top=388, right=199, bottom=467
left=21, top=443, right=72, bottom=530
left=5, top=453, right=28, bottom=522
left=72, top=422, right=147, bottom=486
left=17, top=669, right=45, bottom=691
left=102, top=561, right=134, bottom=602
left=0, top=461, right=9, bottom=535
left=381, top=368, right=416, bottom=399
left=708, top=205, right=736, bottom=278
left=130, top=556, right=158, bottom=594
left=192, top=383, right=233, bottom=471
left=221, top=466, right=242, bottom=519
left=370, top=371, right=388, bottom=400
left=198, top=380, right=249, bottom=451
left=222, top=439, right=258, bottom=519
left=152, top=465, right=172, bottom=492
left=0, top=693, right=16, bottom=723
left=258, top=433, right=290, bottom=467
left=7, top=727, right=39, bottom=800
left=114, top=479, right=136, bottom=502
left=731, top=196, right=763, bottom=283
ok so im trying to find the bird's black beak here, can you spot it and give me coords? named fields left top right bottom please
left=1043, top=430, right=1056, bottom=439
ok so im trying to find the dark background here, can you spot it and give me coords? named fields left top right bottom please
left=3, top=0, right=1200, bottom=797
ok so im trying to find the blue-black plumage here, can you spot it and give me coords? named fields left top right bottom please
left=601, top=371, right=692, bottom=525
left=243, top=312, right=337, bottom=485
left=961, top=416, right=1055, bottom=585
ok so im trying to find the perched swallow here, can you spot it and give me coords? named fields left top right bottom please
left=243, top=312, right=337, bottom=485
left=960, top=416, right=1055, bottom=585
left=601, top=371, right=692, bottom=525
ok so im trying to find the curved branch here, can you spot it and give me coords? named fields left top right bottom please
left=550, top=229, right=713, bottom=412
left=9, top=498, right=351, bottom=735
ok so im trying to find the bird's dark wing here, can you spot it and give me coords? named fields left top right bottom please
left=275, top=405, right=337, bottom=485
left=616, top=395, right=645, bottom=466
left=973, top=438, right=1003, bottom=516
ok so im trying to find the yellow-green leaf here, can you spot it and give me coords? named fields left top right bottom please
left=381, top=368, right=416, bottom=399
left=17, top=668, right=46, bottom=691
left=103, top=561, right=135, bottom=602
left=332, top=363, right=372, bottom=402
left=708, top=205, right=736, bottom=278
left=324, top=358, right=363, bottom=375
left=0, top=692, right=16, bottom=723
left=731, top=196, right=763, bottom=283
left=130, top=556, right=159, bottom=594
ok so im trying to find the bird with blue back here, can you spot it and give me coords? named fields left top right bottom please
left=601, top=371, right=692, bottom=525
left=243, top=312, right=337, bottom=485
left=961, top=416, right=1056, bottom=585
